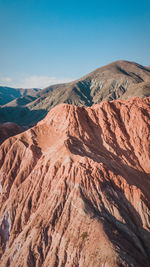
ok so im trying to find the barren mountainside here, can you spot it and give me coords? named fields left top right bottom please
left=0, top=60, right=150, bottom=126
left=0, top=97, right=150, bottom=266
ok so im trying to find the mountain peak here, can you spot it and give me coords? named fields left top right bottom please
left=0, top=60, right=150, bottom=126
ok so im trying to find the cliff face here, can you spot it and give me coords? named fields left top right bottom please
left=0, top=97, right=150, bottom=266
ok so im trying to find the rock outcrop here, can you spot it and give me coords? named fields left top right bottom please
left=0, top=97, right=150, bottom=266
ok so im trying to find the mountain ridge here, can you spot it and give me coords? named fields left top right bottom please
left=0, top=60, right=150, bottom=126
left=0, top=96, right=150, bottom=266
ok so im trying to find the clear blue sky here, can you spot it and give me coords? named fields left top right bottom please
left=0, top=0, right=150, bottom=88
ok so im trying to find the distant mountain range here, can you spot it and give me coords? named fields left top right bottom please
left=0, top=87, right=40, bottom=106
left=0, top=60, right=150, bottom=126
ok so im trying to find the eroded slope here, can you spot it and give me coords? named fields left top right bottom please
left=0, top=97, right=150, bottom=266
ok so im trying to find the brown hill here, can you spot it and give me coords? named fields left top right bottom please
left=121, top=81, right=150, bottom=99
left=0, top=60, right=150, bottom=126
left=0, top=97, right=150, bottom=266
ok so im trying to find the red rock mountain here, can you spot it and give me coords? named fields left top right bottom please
left=0, top=97, right=150, bottom=266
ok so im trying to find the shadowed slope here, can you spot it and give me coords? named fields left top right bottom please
left=0, top=122, right=23, bottom=144
left=0, top=97, right=150, bottom=266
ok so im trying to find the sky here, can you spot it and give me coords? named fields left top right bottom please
left=0, top=0, right=150, bottom=88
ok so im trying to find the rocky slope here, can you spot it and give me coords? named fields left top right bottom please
left=0, top=60, right=150, bottom=126
left=0, top=97, right=150, bottom=266
left=121, top=81, right=150, bottom=99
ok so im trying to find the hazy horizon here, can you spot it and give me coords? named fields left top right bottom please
left=0, top=0, right=150, bottom=88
